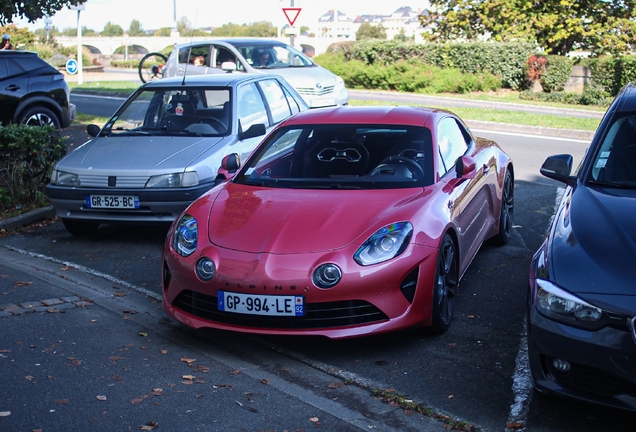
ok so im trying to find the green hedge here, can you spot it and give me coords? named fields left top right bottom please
left=589, top=55, right=636, bottom=96
left=0, top=125, right=65, bottom=212
left=540, top=55, right=573, bottom=93
left=326, top=40, right=535, bottom=90
left=315, top=53, right=501, bottom=94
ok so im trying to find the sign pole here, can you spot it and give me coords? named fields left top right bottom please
left=290, top=0, right=295, bottom=47
left=76, top=9, right=83, bottom=84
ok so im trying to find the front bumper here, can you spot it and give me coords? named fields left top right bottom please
left=527, top=302, right=636, bottom=411
left=46, top=182, right=215, bottom=224
left=162, top=240, right=438, bottom=339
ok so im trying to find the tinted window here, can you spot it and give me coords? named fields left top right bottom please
left=18, top=57, right=53, bottom=73
left=0, top=59, right=7, bottom=79
left=6, top=59, right=25, bottom=77
left=590, top=115, right=636, bottom=185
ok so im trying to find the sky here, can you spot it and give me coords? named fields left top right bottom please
left=15, top=0, right=425, bottom=32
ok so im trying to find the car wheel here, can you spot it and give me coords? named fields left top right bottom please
left=18, top=106, right=61, bottom=128
left=491, top=169, right=514, bottom=246
left=429, top=233, right=458, bottom=334
left=62, top=219, right=99, bottom=236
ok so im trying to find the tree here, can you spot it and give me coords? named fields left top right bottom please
left=0, top=0, right=85, bottom=25
left=0, top=23, right=35, bottom=45
left=420, top=0, right=636, bottom=56
left=101, top=21, right=123, bottom=36
left=127, top=19, right=145, bottom=36
left=355, top=22, right=387, bottom=41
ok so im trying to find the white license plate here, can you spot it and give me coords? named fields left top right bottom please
left=218, top=291, right=304, bottom=316
left=86, top=195, right=140, bottom=209
left=309, top=98, right=335, bottom=108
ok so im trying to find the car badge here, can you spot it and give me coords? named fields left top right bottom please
left=108, top=176, right=116, bottom=187
left=315, top=83, right=322, bottom=89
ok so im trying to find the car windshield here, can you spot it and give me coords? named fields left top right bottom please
left=103, top=87, right=231, bottom=137
left=240, top=44, right=314, bottom=69
left=589, top=114, right=636, bottom=188
left=234, top=124, right=434, bottom=189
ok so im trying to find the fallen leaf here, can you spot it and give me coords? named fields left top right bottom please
left=130, top=396, right=148, bottom=405
left=55, top=399, right=70, bottom=404
left=96, top=395, right=107, bottom=401
left=280, top=367, right=289, bottom=372
left=109, top=356, right=125, bottom=362
left=310, top=417, right=319, bottom=423
left=47, top=308, right=60, bottom=313
left=448, top=395, right=454, bottom=399
left=25, top=375, right=33, bottom=380
left=260, top=379, right=269, bottom=385
left=0, top=411, right=10, bottom=417
left=181, top=381, right=193, bottom=385
left=159, top=350, right=168, bottom=355
left=230, top=369, right=241, bottom=375
left=150, top=389, right=163, bottom=396
left=180, top=358, right=196, bottom=364
left=114, top=291, right=126, bottom=297
left=0, top=350, right=10, bottom=353
left=467, top=315, right=474, bottom=319
left=506, top=421, right=524, bottom=429
left=13, top=281, right=33, bottom=286
left=60, top=266, right=70, bottom=271
left=328, top=382, right=343, bottom=389
left=193, top=365, right=210, bottom=373
left=138, top=332, right=148, bottom=337
left=182, top=375, right=195, bottom=380
left=139, top=421, right=158, bottom=430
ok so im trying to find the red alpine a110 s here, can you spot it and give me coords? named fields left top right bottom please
left=161, top=106, right=514, bottom=339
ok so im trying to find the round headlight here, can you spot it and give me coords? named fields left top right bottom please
left=173, top=214, right=198, bottom=257
left=196, top=258, right=216, bottom=281
left=313, top=263, right=342, bottom=288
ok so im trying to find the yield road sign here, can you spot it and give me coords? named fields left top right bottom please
left=282, top=8, right=301, bottom=26
left=66, top=59, right=78, bottom=75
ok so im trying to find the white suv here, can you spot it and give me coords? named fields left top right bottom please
left=160, top=38, right=349, bottom=109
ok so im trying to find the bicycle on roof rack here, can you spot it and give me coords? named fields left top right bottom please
left=138, top=52, right=168, bottom=84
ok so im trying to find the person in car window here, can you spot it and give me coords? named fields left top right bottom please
left=1, top=34, right=14, bottom=50
left=253, top=49, right=272, bottom=67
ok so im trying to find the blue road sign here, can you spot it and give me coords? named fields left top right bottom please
left=66, top=59, right=78, bottom=75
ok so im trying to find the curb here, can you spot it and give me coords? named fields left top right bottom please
left=466, top=120, right=595, bottom=141
left=0, top=206, right=56, bottom=232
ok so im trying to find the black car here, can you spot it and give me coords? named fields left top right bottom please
left=528, top=82, right=636, bottom=410
left=0, top=50, right=76, bottom=128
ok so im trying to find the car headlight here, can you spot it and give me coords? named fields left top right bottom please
left=173, top=214, right=198, bottom=257
left=146, top=172, right=199, bottom=188
left=51, top=169, right=80, bottom=186
left=335, top=76, right=345, bottom=89
left=534, top=279, right=605, bottom=330
left=354, top=222, right=413, bottom=266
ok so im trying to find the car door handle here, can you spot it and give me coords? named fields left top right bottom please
left=5, top=84, right=20, bottom=91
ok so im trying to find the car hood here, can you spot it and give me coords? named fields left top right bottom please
left=58, top=135, right=223, bottom=173
left=550, top=184, right=636, bottom=297
left=267, top=65, right=338, bottom=88
left=207, top=183, right=424, bottom=254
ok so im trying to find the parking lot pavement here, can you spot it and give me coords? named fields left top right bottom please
left=0, top=247, right=447, bottom=432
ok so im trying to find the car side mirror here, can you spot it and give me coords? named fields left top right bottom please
left=455, top=156, right=476, bottom=179
left=239, top=123, right=266, bottom=141
left=540, top=154, right=576, bottom=186
left=214, top=153, right=241, bottom=185
left=221, top=61, right=237, bottom=72
left=86, top=124, right=101, bottom=138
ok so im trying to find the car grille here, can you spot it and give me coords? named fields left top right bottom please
left=294, top=85, right=335, bottom=97
left=79, top=174, right=149, bottom=188
left=171, top=290, right=389, bottom=330
left=547, top=358, right=636, bottom=397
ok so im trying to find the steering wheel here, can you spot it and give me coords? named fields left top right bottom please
left=198, top=117, right=227, bottom=133
left=375, top=155, right=425, bottom=179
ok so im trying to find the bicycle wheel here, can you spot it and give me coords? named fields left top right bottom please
left=138, top=52, right=167, bottom=83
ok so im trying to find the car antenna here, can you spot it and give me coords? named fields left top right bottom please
left=181, top=12, right=198, bottom=86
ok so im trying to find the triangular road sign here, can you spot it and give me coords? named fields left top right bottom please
left=282, top=7, right=301, bottom=26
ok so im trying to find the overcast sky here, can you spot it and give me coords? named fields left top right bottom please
left=16, top=0, right=426, bottom=32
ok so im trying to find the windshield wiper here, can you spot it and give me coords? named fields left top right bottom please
left=588, top=179, right=636, bottom=189
left=110, top=127, right=150, bottom=135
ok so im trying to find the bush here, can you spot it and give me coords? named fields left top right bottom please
left=0, top=125, right=66, bottom=213
left=111, top=59, right=139, bottom=68
left=589, top=55, right=636, bottom=96
left=540, top=55, right=573, bottom=93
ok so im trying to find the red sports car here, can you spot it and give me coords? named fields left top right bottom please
left=162, top=106, right=514, bottom=339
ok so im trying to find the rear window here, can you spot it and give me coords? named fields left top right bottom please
left=9, top=56, right=56, bottom=74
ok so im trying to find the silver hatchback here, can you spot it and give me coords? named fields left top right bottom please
left=46, top=73, right=308, bottom=236
left=161, top=38, right=349, bottom=109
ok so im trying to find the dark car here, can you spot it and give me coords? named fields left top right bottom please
left=528, top=82, right=636, bottom=410
left=0, top=50, right=76, bottom=128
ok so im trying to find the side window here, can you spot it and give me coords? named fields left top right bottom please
left=6, top=59, right=24, bottom=78
left=0, top=59, right=7, bottom=79
left=179, top=45, right=210, bottom=66
left=258, top=79, right=292, bottom=124
left=237, top=83, right=268, bottom=131
left=437, top=117, right=469, bottom=176
left=283, top=87, right=302, bottom=115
